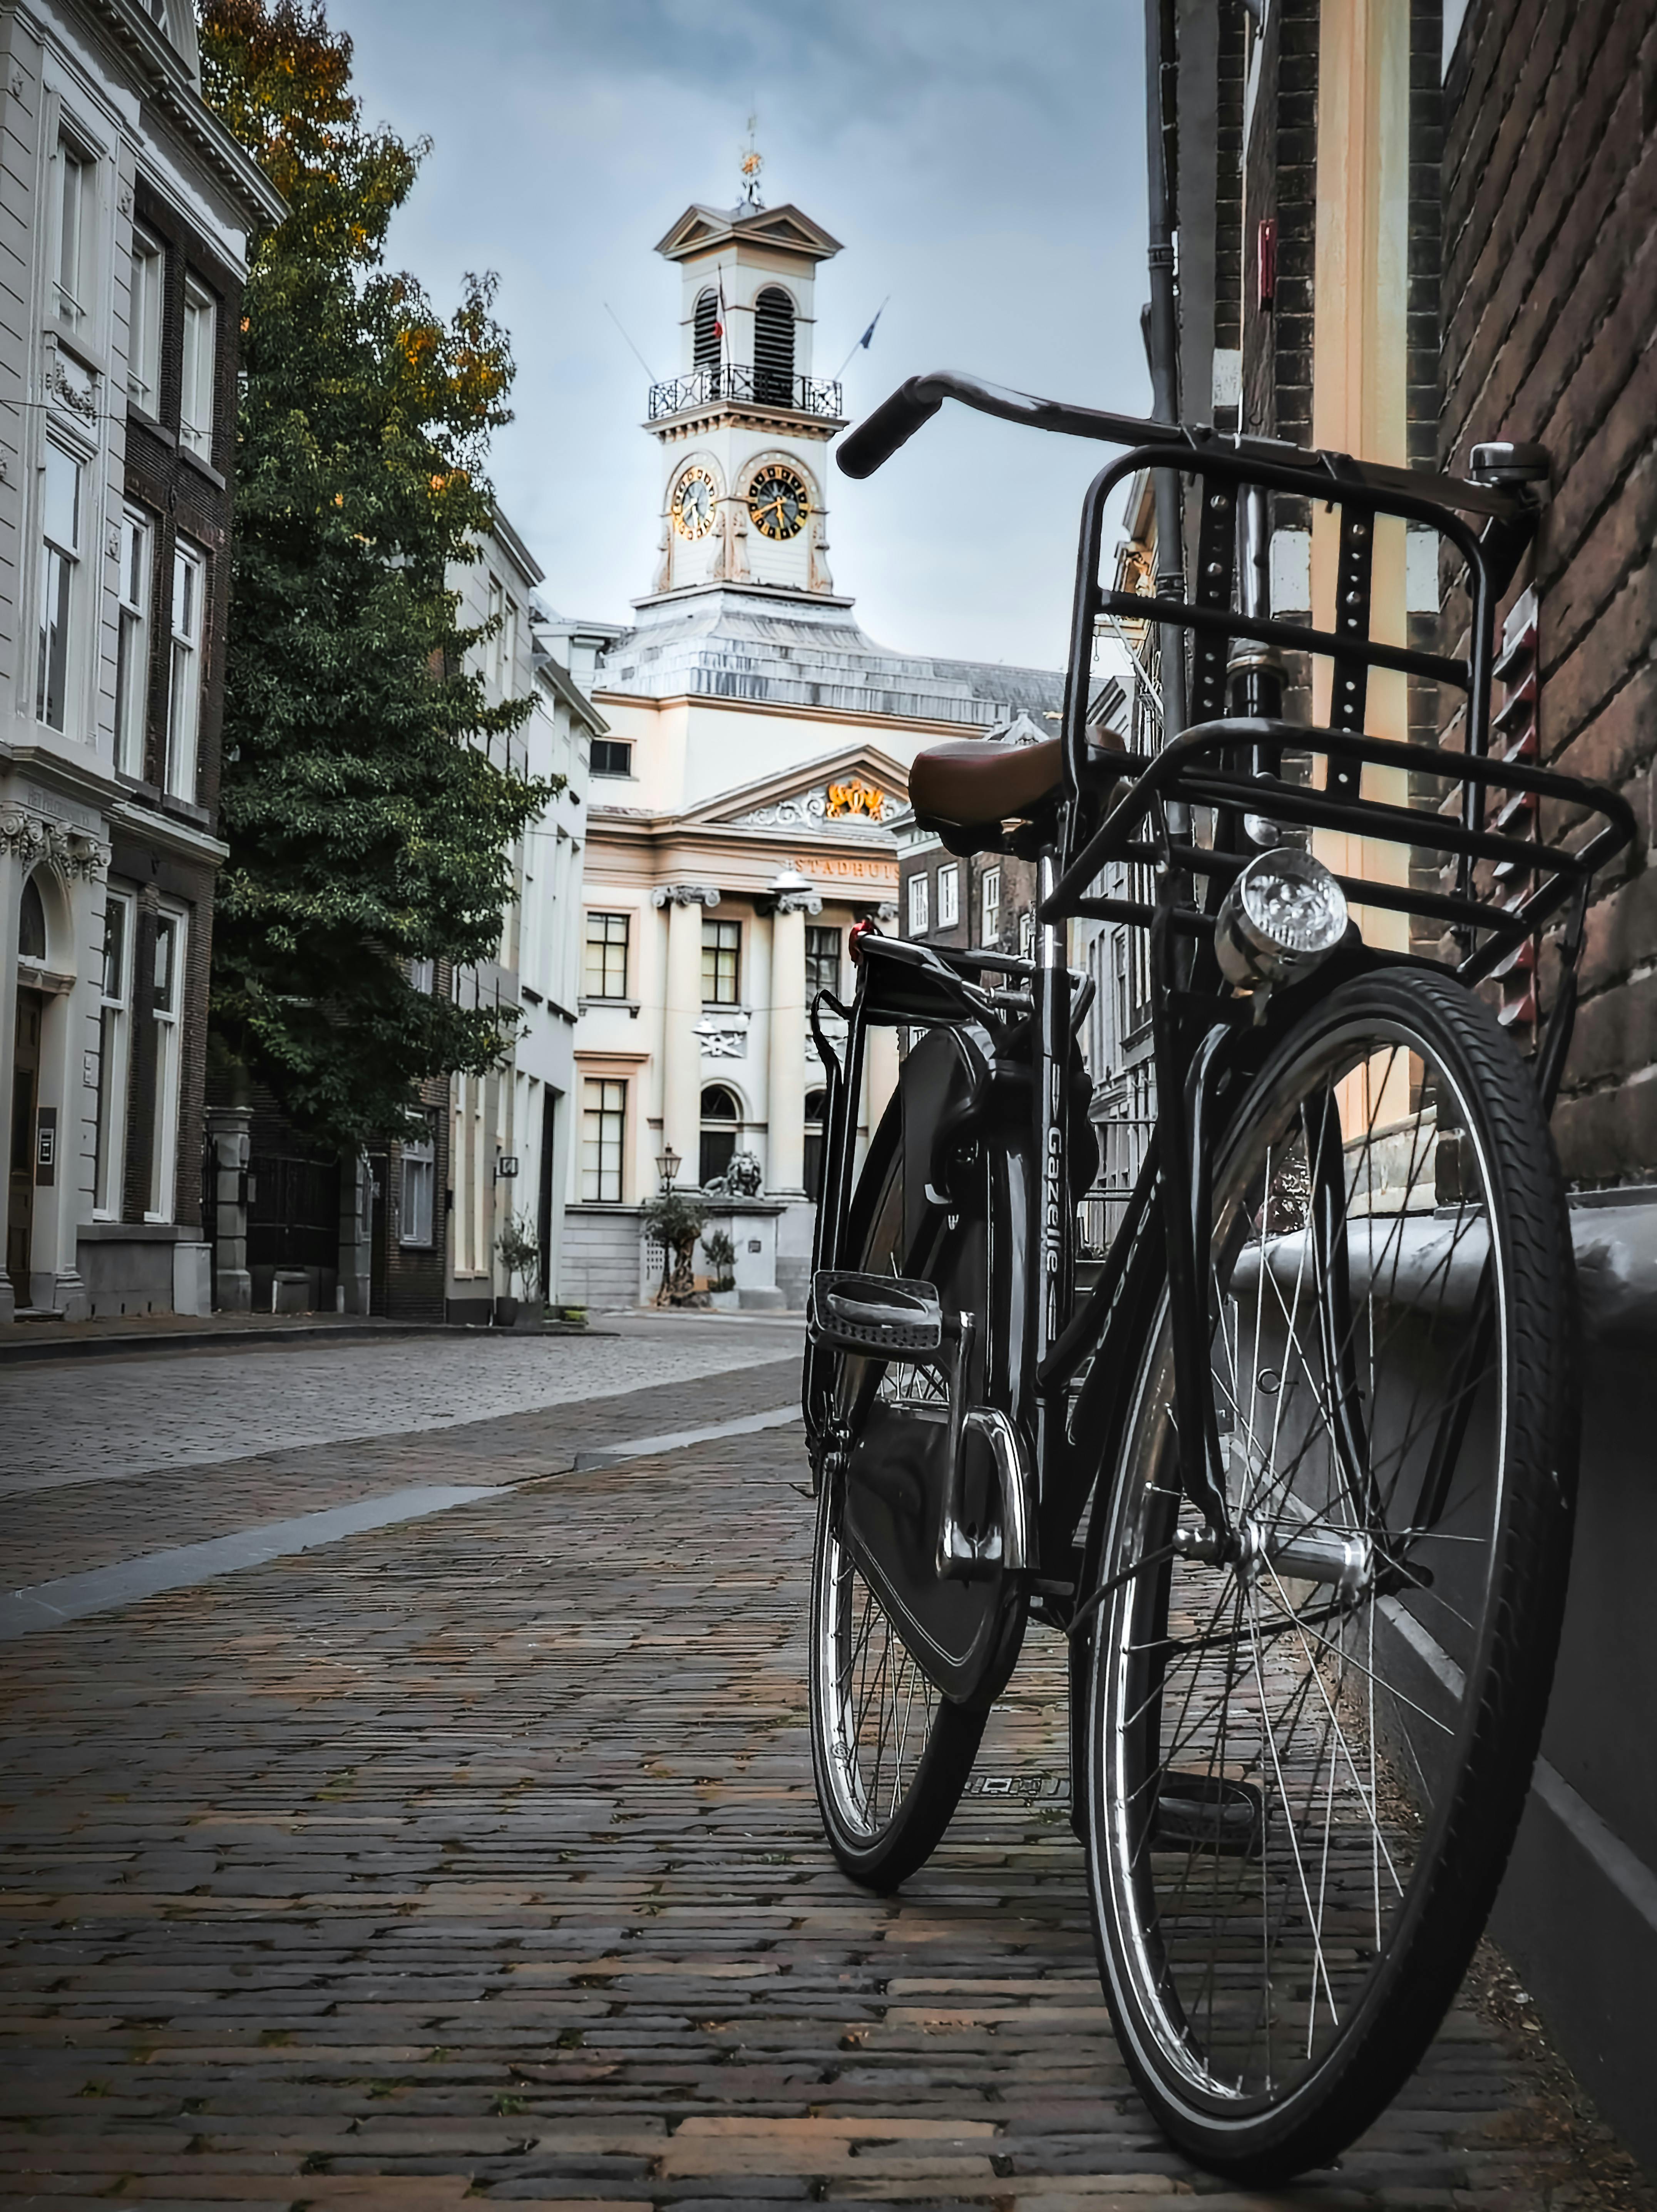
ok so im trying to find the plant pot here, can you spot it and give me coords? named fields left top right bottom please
left=513, top=1297, right=545, bottom=1332
left=709, top=1288, right=740, bottom=1311
left=494, top=1295, right=519, bottom=1329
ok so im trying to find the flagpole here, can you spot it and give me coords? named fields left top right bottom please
left=834, top=297, right=890, bottom=380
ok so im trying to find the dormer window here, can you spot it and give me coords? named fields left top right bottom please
left=754, top=287, right=795, bottom=405
left=693, top=288, right=720, bottom=372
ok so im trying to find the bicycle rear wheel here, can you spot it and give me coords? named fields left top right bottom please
left=1081, top=967, right=1577, bottom=2179
left=809, top=1088, right=988, bottom=1890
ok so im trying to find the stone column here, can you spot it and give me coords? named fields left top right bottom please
left=654, top=883, right=719, bottom=1184
left=865, top=1022, right=900, bottom=1135
left=205, top=1105, right=252, bottom=1313
left=767, top=885, right=819, bottom=1198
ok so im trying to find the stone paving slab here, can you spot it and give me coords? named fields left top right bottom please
left=0, top=1319, right=801, bottom=1498
left=1, top=1361, right=803, bottom=1590
left=0, top=1424, right=1648, bottom=2212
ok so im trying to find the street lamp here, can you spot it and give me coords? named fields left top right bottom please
left=656, top=1144, right=681, bottom=1193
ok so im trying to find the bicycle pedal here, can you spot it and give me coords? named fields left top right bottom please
left=809, top=1270, right=944, bottom=1355
left=1152, top=1774, right=1265, bottom=1858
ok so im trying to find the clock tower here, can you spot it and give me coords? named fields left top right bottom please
left=646, top=183, right=846, bottom=602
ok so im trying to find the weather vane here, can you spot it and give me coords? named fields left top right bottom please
left=740, top=115, right=763, bottom=209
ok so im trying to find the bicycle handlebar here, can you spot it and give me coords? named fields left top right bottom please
left=835, top=369, right=1525, bottom=521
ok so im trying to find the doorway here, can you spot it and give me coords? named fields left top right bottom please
left=7, top=988, right=45, bottom=1305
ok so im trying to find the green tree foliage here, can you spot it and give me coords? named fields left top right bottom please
left=200, top=0, right=551, bottom=1148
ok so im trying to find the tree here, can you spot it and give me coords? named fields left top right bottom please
left=199, top=0, right=551, bottom=1149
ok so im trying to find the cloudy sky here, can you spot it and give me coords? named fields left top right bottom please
left=334, top=0, right=1152, bottom=672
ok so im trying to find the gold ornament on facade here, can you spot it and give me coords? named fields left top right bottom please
left=826, top=779, right=886, bottom=822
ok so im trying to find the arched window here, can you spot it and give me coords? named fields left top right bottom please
left=700, top=1083, right=741, bottom=1187
left=753, top=287, right=795, bottom=404
left=18, top=873, right=47, bottom=963
left=804, top=1088, right=828, bottom=1203
left=693, top=288, right=720, bottom=375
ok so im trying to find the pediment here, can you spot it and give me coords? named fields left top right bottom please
left=686, top=744, right=907, bottom=837
left=655, top=201, right=844, bottom=265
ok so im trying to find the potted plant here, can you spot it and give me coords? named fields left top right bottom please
left=702, top=1228, right=738, bottom=1310
left=496, top=1213, right=541, bottom=1329
left=641, top=1190, right=707, bottom=1306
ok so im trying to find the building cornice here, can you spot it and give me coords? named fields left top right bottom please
left=589, top=689, right=987, bottom=741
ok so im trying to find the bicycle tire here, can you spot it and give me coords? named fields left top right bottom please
left=1080, top=966, right=1578, bottom=2180
left=808, top=1089, right=988, bottom=1890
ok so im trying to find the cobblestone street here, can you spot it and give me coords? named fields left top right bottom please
left=0, top=1329, right=1648, bottom=2210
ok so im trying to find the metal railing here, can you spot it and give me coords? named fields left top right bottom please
left=647, top=366, right=844, bottom=421
left=1077, top=1116, right=1157, bottom=1257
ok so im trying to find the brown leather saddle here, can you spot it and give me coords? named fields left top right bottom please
left=907, top=730, right=1126, bottom=838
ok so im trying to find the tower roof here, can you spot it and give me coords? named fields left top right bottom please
left=654, top=201, right=844, bottom=266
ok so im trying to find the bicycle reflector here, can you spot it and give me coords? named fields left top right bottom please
left=1215, top=846, right=1349, bottom=993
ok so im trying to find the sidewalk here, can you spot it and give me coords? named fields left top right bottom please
left=0, top=1388, right=1649, bottom=2210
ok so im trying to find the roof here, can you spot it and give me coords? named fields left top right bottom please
left=653, top=201, right=844, bottom=265
left=594, top=587, right=1063, bottom=731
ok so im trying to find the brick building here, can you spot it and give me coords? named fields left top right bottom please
left=1149, top=0, right=1657, bottom=2162
left=0, top=0, right=280, bottom=1324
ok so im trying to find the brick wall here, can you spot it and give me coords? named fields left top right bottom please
left=1441, top=0, right=1657, bottom=1184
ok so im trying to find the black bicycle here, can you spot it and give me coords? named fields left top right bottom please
left=800, top=373, right=1634, bottom=2181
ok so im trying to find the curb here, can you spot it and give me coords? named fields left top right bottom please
left=0, top=1320, right=599, bottom=1367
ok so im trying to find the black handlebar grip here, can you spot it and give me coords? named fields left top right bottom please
left=836, top=381, right=943, bottom=478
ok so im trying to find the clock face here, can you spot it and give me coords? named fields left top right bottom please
left=747, top=464, right=810, bottom=541
left=671, top=466, right=717, bottom=540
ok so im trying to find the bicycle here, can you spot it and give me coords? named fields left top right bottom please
left=799, top=372, right=1634, bottom=2181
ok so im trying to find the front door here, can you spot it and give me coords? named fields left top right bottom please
left=7, top=989, right=44, bottom=1305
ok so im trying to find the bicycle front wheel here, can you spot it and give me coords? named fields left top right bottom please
left=1081, top=967, right=1578, bottom=2180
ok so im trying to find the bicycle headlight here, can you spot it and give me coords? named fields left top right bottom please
left=1215, top=847, right=1349, bottom=992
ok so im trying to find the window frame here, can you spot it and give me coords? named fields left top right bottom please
left=127, top=226, right=164, bottom=412
left=94, top=887, right=134, bottom=1218
left=53, top=132, right=96, bottom=336
left=589, top=737, right=633, bottom=779
left=936, top=861, right=960, bottom=930
left=145, top=903, right=186, bottom=1223
left=804, top=924, right=841, bottom=1000
left=907, top=869, right=929, bottom=936
left=701, top=916, right=741, bottom=1007
left=179, top=274, right=216, bottom=459
left=580, top=1076, right=627, bottom=1203
left=165, top=535, right=206, bottom=798
left=583, top=910, right=630, bottom=1000
left=979, top=864, right=1001, bottom=946
left=398, top=1113, right=437, bottom=1248
left=36, top=434, right=84, bottom=734
left=114, top=504, right=153, bottom=778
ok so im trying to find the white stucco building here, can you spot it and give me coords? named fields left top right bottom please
left=549, top=180, right=1063, bottom=1312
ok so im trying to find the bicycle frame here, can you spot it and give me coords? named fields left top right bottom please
left=806, top=374, right=1636, bottom=1649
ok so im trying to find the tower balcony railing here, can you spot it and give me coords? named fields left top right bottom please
left=647, top=365, right=845, bottom=421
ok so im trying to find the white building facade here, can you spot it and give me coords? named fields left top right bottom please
left=0, top=0, right=279, bottom=1324
left=432, top=515, right=601, bottom=1324
left=554, top=185, right=1063, bottom=1312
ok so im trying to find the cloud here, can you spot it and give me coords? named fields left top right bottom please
left=330, top=0, right=1150, bottom=668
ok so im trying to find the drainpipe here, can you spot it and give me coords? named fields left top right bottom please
left=1144, top=0, right=1188, bottom=756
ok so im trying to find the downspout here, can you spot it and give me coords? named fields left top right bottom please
left=1144, top=0, right=1188, bottom=755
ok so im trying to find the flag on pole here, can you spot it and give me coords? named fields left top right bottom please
left=835, top=297, right=891, bottom=379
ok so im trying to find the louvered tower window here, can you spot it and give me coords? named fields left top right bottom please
left=754, top=287, right=795, bottom=405
left=693, top=289, right=720, bottom=373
